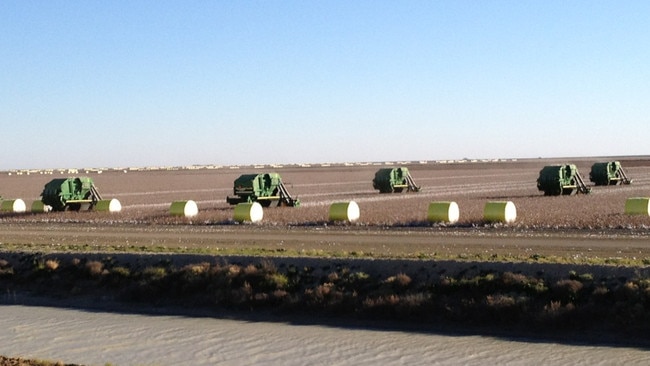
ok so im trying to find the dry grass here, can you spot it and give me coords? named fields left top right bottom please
left=0, top=356, right=78, bottom=366
left=44, top=259, right=59, bottom=271
left=84, top=261, right=104, bottom=277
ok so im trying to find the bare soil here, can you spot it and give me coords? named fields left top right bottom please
left=1, top=157, right=650, bottom=259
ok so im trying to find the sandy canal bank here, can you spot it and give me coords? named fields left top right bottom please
left=1, top=304, right=650, bottom=366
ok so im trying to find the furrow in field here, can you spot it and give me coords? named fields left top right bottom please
left=105, top=188, right=230, bottom=197
left=300, top=182, right=534, bottom=207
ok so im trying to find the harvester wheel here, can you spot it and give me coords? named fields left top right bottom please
left=544, top=188, right=561, bottom=196
left=562, top=188, right=576, bottom=195
left=66, top=203, right=82, bottom=211
left=393, top=188, right=403, bottom=193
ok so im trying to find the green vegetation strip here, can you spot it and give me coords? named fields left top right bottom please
left=1, top=241, right=650, bottom=267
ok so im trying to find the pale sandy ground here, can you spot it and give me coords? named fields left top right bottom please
left=1, top=305, right=650, bottom=366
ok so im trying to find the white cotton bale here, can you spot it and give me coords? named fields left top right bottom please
left=625, top=197, right=650, bottom=216
left=95, top=199, right=122, bottom=213
left=170, top=200, right=198, bottom=217
left=483, top=201, right=517, bottom=224
left=233, top=202, right=264, bottom=223
left=427, top=201, right=459, bottom=224
left=1, top=199, right=26, bottom=213
left=31, top=201, right=52, bottom=213
left=329, top=201, right=360, bottom=222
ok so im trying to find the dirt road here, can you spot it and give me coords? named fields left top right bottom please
left=2, top=222, right=649, bottom=260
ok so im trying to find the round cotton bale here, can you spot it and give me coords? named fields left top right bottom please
left=170, top=200, right=198, bottom=217
left=31, top=201, right=52, bottom=213
left=625, top=197, right=650, bottom=216
left=95, top=199, right=122, bottom=213
left=233, top=202, right=264, bottom=223
left=329, top=201, right=360, bottom=222
left=427, top=201, right=459, bottom=224
left=1, top=199, right=26, bottom=213
left=483, top=201, right=517, bottom=224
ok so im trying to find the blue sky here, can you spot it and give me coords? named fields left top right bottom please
left=2, top=1, right=649, bottom=170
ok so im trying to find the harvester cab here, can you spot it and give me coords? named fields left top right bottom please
left=537, top=164, right=591, bottom=196
left=226, top=173, right=300, bottom=207
left=589, top=161, right=633, bottom=186
left=372, top=167, right=421, bottom=193
left=40, top=177, right=103, bottom=211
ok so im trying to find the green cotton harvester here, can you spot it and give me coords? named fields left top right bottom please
left=589, top=161, right=632, bottom=186
left=226, top=173, right=300, bottom=207
left=372, top=167, right=421, bottom=193
left=40, top=177, right=103, bottom=211
left=537, top=164, right=591, bottom=196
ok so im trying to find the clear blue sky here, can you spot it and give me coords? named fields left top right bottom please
left=2, top=1, right=649, bottom=170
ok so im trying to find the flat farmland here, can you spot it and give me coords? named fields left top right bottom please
left=2, top=157, right=650, bottom=259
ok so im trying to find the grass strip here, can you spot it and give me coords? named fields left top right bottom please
left=1, top=242, right=650, bottom=267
